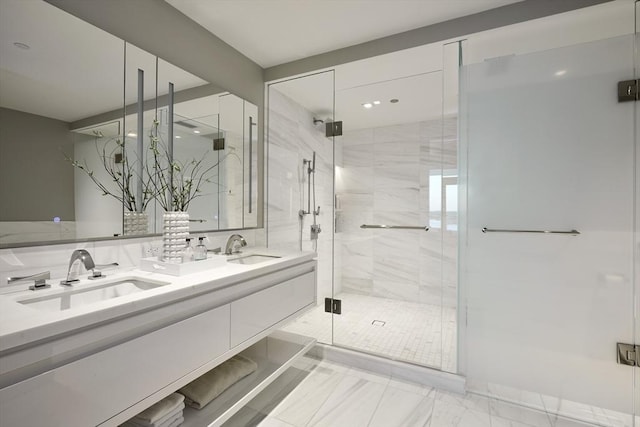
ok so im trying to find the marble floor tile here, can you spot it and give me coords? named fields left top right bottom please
left=305, top=374, right=387, bottom=427
left=269, top=361, right=347, bottom=427
left=368, top=386, right=436, bottom=427
left=489, top=399, right=552, bottom=427
left=223, top=358, right=606, bottom=427
left=256, top=417, right=297, bottom=427
left=430, top=393, right=492, bottom=427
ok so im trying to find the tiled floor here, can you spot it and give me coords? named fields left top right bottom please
left=281, top=292, right=457, bottom=372
left=221, top=356, right=600, bottom=427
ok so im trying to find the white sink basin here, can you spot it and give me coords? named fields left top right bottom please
left=17, top=278, right=169, bottom=312
left=227, top=254, right=282, bottom=265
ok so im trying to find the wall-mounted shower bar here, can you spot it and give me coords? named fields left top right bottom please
left=360, top=224, right=429, bottom=231
left=481, top=227, right=580, bottom=235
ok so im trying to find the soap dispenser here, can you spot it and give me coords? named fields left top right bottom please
left=182, top=238, right=194, bottom=263
left=194, top=237, right=207, bottom=261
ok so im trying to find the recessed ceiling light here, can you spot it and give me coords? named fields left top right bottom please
left=127, top=132, right=137, bottom=137
left=13, top=42, right=30, bottom=50
left=390, top=99, right=399, bottom=104
left=555, top=70, right=567, bottom=77
left=193, top=130, right=201, bottom=134
left=175, top=135, right=182, bottom=139
left=362, top=103, right=373, bottom=109
left=373, top=101, right=381, bottom=105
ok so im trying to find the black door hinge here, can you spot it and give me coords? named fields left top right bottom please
left=324, top=297, right=342, bottom=314
left=618, top=79, right=639, bottom=102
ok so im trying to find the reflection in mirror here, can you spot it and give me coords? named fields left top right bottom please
left=0, top=1, right=259, bottom=248
left=0, top=0, right=124, bottom=245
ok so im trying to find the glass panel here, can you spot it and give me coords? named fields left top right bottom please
left=267, top=71, right=335, bottom=345
left=634, top=5, right=640, bottom=426
left=460, top=34, right=635, bottom=424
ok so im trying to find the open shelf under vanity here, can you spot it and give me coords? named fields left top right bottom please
left=182, top=331, right=315, bottom=427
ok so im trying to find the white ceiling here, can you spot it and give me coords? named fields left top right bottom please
left=165, top=0, right=525, bottom=130
left=166, top=0, right=522, bottom=68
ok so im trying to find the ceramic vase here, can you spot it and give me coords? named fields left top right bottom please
left=161, top=211, right=189, bottom=263
left=123, top=211, right=148, bottom=235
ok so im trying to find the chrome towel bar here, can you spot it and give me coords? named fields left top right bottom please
left=481, top=227, right=580, bottom=235
left=360, top=224, right=429, bottom=231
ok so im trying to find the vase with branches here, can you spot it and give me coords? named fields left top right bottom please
left=146, top=116, right=236, bottom=262
left=66, top=131, right=156, bottom=235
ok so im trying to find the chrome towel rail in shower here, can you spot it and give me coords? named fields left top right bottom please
left=481, top=227, right=580, bottom=235
left=360, top=224, right=429, bottom=231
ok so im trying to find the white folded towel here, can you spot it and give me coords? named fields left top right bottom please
left=120, top=393, right=184, bottom=427
left=155, top=410, right=183, bottom=427
left=163, top=415, right=184, bottom=427
left=179, top=355, right=258, bottom=409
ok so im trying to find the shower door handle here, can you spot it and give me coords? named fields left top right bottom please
left=481, top=227, right=580, bottom=235
left=360, top=224, right=429, bottom=231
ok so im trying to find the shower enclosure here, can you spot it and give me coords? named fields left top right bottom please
left=266, top=8, right=639, bottom=423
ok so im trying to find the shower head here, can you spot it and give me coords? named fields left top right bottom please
left=313, top=118, right=324, bottom=126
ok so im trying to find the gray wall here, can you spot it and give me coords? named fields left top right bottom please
left=0, top=107, right=75, bottom=221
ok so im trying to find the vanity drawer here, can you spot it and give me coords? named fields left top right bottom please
left=0, top=304, right=230, bottom=427
left=230, top=270, right=316, bottom=347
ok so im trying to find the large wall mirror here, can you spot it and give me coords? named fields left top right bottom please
left=0, top=0, right=258, bottom=247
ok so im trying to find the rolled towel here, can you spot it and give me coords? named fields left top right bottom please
left=179, top=355, right=258, bottom=409
left=121, top=393, right=184, bottom=427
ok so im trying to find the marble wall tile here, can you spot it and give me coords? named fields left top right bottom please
left=372, top=279, right=420, bottom=302
left=341, top=278, right=374, bottom=295
left=0, top=229, right=259, bottom=292
left=342, top=143, right=374, bottom=168
left=374, top=164, right=420, bottom=189
left=339, top=167, right=374, bottom=193
left=374, top=122, right=420, bottom=143
left=374, top=140, right=420, bottom=167
left=267, top=89, right=336, bottom=309
left=374, top=187, right=420, bottom=213
left=341, top=128, right=374, bottom=146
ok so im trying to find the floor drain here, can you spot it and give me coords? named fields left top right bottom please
left=371, top=320, right=386, bottom=326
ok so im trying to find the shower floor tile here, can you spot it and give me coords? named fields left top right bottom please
left=280, top=291, right=457, bottom=372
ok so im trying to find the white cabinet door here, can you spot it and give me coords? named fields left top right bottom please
left=0, top=304, right=230, bottom=427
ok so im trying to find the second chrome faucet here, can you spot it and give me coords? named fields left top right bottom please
left=224, top=234, right=247, bottom=255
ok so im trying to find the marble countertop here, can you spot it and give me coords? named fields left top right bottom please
left=0, top=248, right=315, bottom=354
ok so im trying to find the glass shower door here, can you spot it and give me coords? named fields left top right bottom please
left=332, top=69, right=454, bottom=370
left=460, top=33, right=637, bottom=424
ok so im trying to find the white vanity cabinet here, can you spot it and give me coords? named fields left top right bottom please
left=0, top=305, right=230, bottom=427
left=0, top=255, right=317, bottom=427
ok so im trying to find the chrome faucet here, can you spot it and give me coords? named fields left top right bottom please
left=60, top=249, right=96, bottom=286
left=225, top=234, right=247, bottom=255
